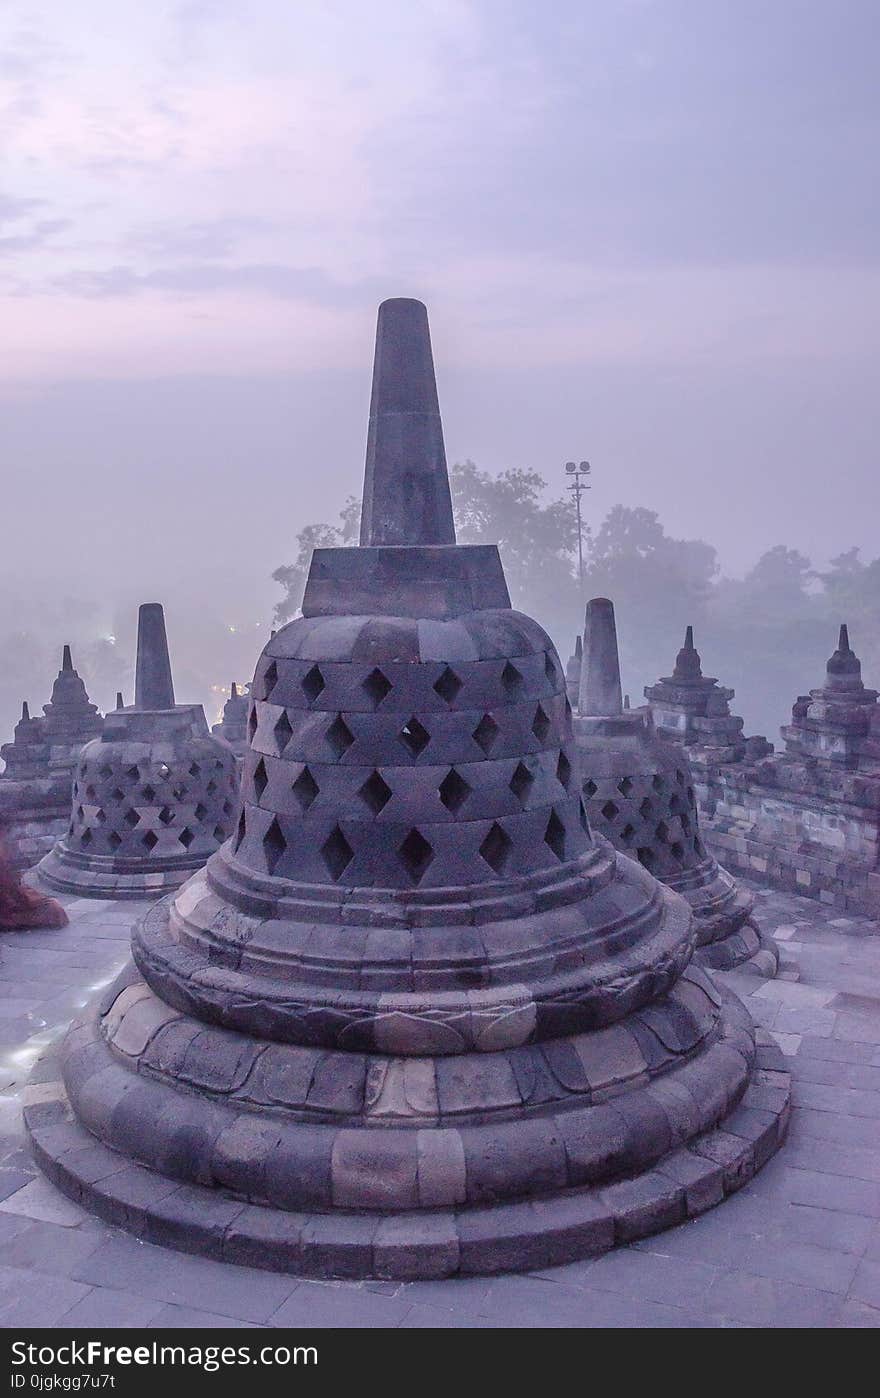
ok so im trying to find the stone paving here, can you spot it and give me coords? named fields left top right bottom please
left=0, top=881, right=877, bottom=1328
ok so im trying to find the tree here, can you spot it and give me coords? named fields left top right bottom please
left=271, top=466, right=580, bottom=632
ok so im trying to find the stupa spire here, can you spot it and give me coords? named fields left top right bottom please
left=134, top=603, right=175, bottom=710
left=359, top=298, right=455, bottom=547
left=578, top=597, right=623, bottom=716
left=672, top=624, right=703, bottom=683
left=21, top=702, right=29, bottom=722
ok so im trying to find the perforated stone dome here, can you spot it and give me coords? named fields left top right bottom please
left=29, top=300, right=789, bottom=1281
left=232, top=611, right=586, bottom=894
left=38, top=606, right=238, bottom=899
left=574, top=599, right=778, bottom=976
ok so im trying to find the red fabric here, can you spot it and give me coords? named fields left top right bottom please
left=0, top=823, right=68, bottom=931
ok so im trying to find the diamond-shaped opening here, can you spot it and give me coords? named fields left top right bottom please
left=302, top=664, right=325, bottom=703
left=362, top=667, right=392, bottom=708
left=358, top=769, right=392, bottom=814
left=694, top=836, right=705, bottom=858
left=142, top=830, right=159, bottom=851
left=125, top=764, right=139, bottom=781
left=439, top=767, right=471, bottom=813
left=601, top=800, right=618, bottom=822
left=584, top=778, right=598, bottom=798
left=509, top=760, right=534, bottom=802
left=98, top=764, right=113, bottom=779
left=222, top=800, right=233, bottom=817
left=248, top=705, right=258, bottom=742
left=141, top=784, right=156, bottom=802
left=123, top=807, right=139, bottom=829
left=263, top=816, right=287, bottom=874
left=579, top=799, right=589, bottom=832
left=172, top=785, right=188, bottom=801
left=532, top=703, right=551, bottom=743
left=656, top=820, right=669, bottom=843
left=95, top=808, right=106, bottom=825
left=687, top=786, right=695, bottom=803
left=326, top=714, right=355, bottom=758
left=321, top=824, right=354, bottom=881
left=399, top=716, right=430, bottom=757
left=206, top=780, right=217, bottom=794
left=85, top=784, right=97, bottom=800
left=111, top=787, right=125, bottom=802
left=681, top=813, right=691, bottom=833
left=675, top=769, right=686, bottom=785
left=544, top=652, right=558, bottom=686
left=292, top=766, right=320, bottom=812
left=668, top=794, right=682, bottom=814
left=195, top=802, right=208, bottom=821
left=273, top=709, right=294, bottom=755
left=233, top=810, right=246, bottom=852
left=564, top=696, right=573, bottom=721
left=618, top=776, right=633, bottom=797
left=637, top=846, right=656, bottom=870
left=620, top=822, right=636, bottom=843
left=80, top=828, right=93, bottom=847
left=262, top=660, right=278, bottom=700
left=253, top=757, right=269, bottom=801
left=544, top=810, right=566, bottom=861
left=501, top=661, right=523, bottom=700
left=479, top=821, right=512, bottom=874
left=652, top=774, right=666, bottom=793
left=639, top=797, right=653, bottom=819
left=433, top=666, right=462, bottom=705
left=472, top=713, right=499, bottom=754
left=189, top=763, right=201, bottom=778
left=213, top=825, right=226, bottom=843
left=158, top=806, right=174, bottom=826
left=108, top=831, right=122, bottom=850
left=398, top=828, right=433, bottom=883
left=557, top=751, right=572, bottom=790
left=670, top=841, right=685, bottom=860
left=178, top=827, right=195, bottom=849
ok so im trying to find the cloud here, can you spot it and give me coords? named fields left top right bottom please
left=53, top=260, right=383, bottom=306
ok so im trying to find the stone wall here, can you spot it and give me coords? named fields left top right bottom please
left=699, top=758, right=880, bottom=916
left=0, top=778, right=71, bottom=871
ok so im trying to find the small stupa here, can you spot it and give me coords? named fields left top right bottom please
left=564, top=634, right=582, bottom=706
left=645, top=627, right=772, bottom=765
left=37, top=604, right=238, bottom=899
left=29, top=300, right=789, bottom=1280
left=0, top=703, right=48, bottom=781
left=573, top=599, right=778, bottom=975
left=211, top=682, right=249, bottom=762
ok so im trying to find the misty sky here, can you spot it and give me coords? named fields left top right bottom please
left=1, top=0, right=878, bottom=642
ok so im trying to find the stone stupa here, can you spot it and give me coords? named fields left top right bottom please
left=573, top=599, right=778, bottom=975
left=212, top=681, right=250, bottom=763
left=37, top=604, right=238, bottom=899
left=28, top=300, right=789, bottom=1280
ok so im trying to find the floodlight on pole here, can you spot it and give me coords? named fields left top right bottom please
left=564, top=459, right=593, bottom=592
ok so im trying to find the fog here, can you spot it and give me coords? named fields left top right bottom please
left=1, top=1, right=878, bottom=743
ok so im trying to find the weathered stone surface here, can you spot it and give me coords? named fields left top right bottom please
left=37, top=604, right=237, bottom=899
left=572, top=599, right=778, bottom=975
left=30, top=298, right=788, bottom=1279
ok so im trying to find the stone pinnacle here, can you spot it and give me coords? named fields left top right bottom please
left=359, top=298, right=456, bottom=547
left=134, top=604, right=175, bottom=710
left=62, top=644, right=73, bottom=673
left=578, top=597, right=623, bottom=716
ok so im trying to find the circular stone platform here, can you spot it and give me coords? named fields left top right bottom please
left=25, top=960, right=790, bottom=1279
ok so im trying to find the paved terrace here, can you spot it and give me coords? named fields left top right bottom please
left=0, top=882, right=878, bottom=1329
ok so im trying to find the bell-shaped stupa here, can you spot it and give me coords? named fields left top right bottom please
left=573, top=599, right=778, bottom=975
left=28, top=301, right=789, bottom=1279
left=37, top=604, right=238, bottom=899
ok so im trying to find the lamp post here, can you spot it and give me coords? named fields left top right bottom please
left=565, top=460, right=592, bottom=591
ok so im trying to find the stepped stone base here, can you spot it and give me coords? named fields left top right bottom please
left=25, top=970, right=791, bottom=1280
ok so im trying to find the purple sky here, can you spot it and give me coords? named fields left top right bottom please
left=1, top=0, right=878, bottom=639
